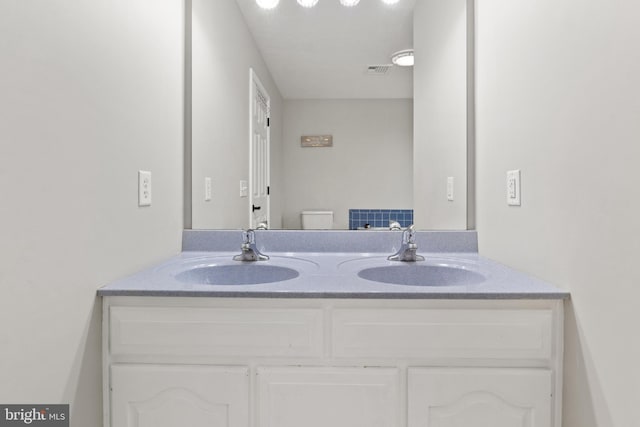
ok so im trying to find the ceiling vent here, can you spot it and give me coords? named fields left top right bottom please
left=365, top=65, right=392, bottom=75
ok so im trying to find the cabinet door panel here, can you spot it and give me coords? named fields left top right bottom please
left=111, top=365, right=248, bottom=427
left=409, top=368, right=552, bottom=427
left=257, top=367, right=400, bottom=427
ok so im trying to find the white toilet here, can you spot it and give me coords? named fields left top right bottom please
left=301, top=210, right=334, bottom=230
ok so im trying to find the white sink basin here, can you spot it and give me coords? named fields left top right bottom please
left=357, top=264, right=486, bottom=287
left=166, top=254, right=320, bottom=286
left=175, top=264, right=300, bottom=285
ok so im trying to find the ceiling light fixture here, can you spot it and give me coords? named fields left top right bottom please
left=391, top=49, right=414, bottom=67
left=257, top=0, right=397, bottom=9
left=256, top=0, right=280, bottom=9
left=297, top=0, right=319, bottom=6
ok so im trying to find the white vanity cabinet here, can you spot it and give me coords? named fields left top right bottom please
left=110, top=365, right=249, bottom=427
left=257, top=367, right=400, bottom=427
left=103, top=297, right=564, bottom=427
left=408, top=368, right=552, bottom=427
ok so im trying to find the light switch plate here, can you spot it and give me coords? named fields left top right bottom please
left=205, top=177, right=212, bottom=201
left=138, top=171, right=152, bottom=207
left=507, top=170, right=521, bottom=206
left=447, top=177, right=454, bottom=201
left=240, top=180, right=248, bottom=198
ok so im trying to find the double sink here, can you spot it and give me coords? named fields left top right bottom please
left=173, top=255, right=486, bottom=288
left=98, top=230, right=568, bottom=299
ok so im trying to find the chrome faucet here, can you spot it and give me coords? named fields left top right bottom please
left=233, top=229, right=269, bottom=261
left=388, top=225, right=425, bottom=262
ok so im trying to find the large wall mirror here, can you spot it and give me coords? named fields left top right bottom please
left=186, top=0, right=473, bottom=230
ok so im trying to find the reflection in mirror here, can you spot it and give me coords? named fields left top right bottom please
left=189, top=0, right=470, bottom=230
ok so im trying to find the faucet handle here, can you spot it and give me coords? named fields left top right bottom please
left=235, top=229, right=269, bottom=261
left=241, top=229, right=256, bottom=245
left=403, top=224, right=416, bottom=244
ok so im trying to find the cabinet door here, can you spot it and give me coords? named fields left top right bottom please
left=257, top=367, right=400, bottom=427
left=111, top=365, right=248, bottom=427
left=409, top=368, right=552, bottom=427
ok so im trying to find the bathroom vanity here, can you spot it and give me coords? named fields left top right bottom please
left=99, top=230, right=568, bottom=427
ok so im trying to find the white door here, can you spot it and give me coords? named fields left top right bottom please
left=409, top=368, right=552, bottom=427
left=110, top=365, right=249, bottom=427
left=257, top=367, right=400, bottom=427
left=249, top=69, right=270, bottom=228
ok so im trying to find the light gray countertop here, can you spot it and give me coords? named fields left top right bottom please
left=97, top=230, right=569, bottom=300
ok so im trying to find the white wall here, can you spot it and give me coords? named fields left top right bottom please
left=191, top=0, right=283, bottom=229
left=413, top=0, right=468, bottom=230
left=0, top=0, right=184, bottom=425
left=475, top=1, right=640, bottom=426
left=282, top=99, right=413, bottom=229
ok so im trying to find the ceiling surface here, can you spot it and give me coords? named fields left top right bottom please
left=235, top=0, right=415, bottom=99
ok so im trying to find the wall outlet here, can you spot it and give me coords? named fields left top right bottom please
left=507, top=170, right=521, bottom=206
left=138, top=171, right=152, bottom=207
left=447, top=177, right=454, bottom=201
left=205, top=177, right=212, bottom=201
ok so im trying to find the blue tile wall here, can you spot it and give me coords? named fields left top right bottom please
left=349, top=209, right=414, bottom=230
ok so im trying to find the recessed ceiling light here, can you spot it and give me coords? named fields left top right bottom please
left=297, top=0, right=319, bottom=6
left=382, top=0, right=400, bottom=4
left=391, top=49, right=414, bottom=67
left=340, top=0, right=361, bottom=7
left=256, top=0, right=280, bottom=9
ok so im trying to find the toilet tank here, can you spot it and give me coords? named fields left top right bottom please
left=301, top=210, right=333, bottom=230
